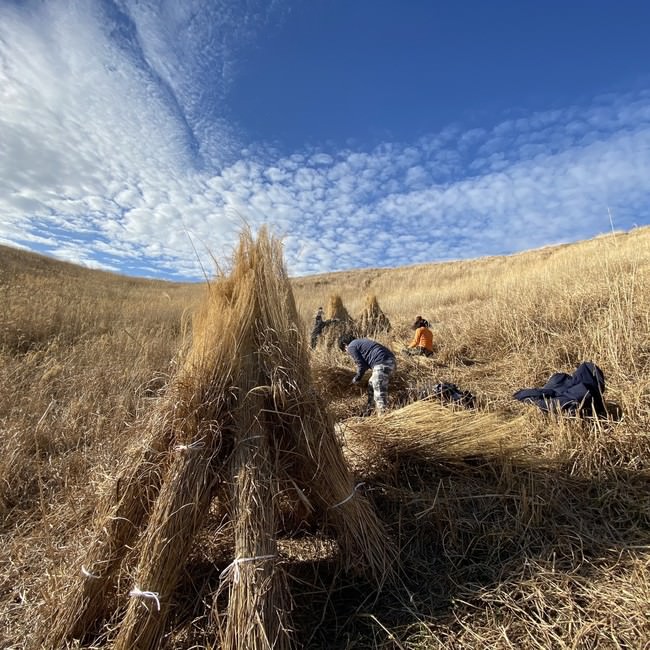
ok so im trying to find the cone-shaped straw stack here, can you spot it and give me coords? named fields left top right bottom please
left=357, top=294, right=391, bottom=338
left=45, top=227, right=394, bottom=650
left=326, top=294, right=352, bottom=323
left=321, top=294, right=356, bottom=350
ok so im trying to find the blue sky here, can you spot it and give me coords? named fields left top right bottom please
left=1, top=0, right=650, bottom=280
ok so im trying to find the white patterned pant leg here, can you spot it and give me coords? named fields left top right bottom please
left=369, top=360, right=396, bottom=412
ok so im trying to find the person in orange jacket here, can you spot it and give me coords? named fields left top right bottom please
left=404, top=315, right=434, bottom=357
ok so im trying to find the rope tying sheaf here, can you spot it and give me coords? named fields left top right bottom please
left=81, top=566, right=99, bottom=579
left=219, top=555, right=276, bottom=585
left=173, top=439, right=206, bottom=452
left=330, top=482, right=366, bottom=509
left=129, top=587, right=161, bottom=611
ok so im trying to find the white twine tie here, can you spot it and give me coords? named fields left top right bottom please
left=330, top=482, right=366, bottom=509
left=129, top=587, right=161, bottom=611
left=81, top=566, right=99, bottom=579
left=173, top=439, right=206, bottom=452
left=219, top=555, right=276, bottom=585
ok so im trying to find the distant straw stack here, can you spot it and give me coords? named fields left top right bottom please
left=326, top=294, right=352, bottom=323
left=357, top=294, right=391, bottom=338
left=321, top=295, right=356, bottom=349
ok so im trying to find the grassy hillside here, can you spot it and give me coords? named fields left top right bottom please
left=1, top=228, right=649, bottom=648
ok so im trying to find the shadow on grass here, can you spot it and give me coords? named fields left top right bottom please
left=286, top=453, right=650, bottom=648
left=136, top=451, right=649, bottom=649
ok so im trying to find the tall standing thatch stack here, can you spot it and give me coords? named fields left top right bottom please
left=320, top=294, right=356, bottom=350
left=325, top=293, right=353, bottom=324
left=44, top=228, right=394, bottom=650
left=357, top=294, right=391, bottom=339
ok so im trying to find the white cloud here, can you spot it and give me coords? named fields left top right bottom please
left=1, top=2, right=649, bottom=279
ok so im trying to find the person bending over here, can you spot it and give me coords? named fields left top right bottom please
left=339, top=334, right=396, bottom=415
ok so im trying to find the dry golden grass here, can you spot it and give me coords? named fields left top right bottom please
left=356, top=294, right=391, bottom=339
left=1, top=226, right=649, bottom=648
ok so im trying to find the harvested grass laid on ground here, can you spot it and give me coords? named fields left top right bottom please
left=312, top=363, right=411, bottom=404
left=340, top=400, right=529, bottom=470
left=311, top=365, right=359, bottom=398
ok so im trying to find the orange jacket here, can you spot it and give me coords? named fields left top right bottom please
left=409, top=326, right=434, bottom=352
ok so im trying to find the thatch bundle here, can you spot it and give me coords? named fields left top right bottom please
left=311, top=365, right=359, bottom=398
left=357, top=294, right=391, bottom=338
left=325, top=294, right=352, bottom=323
left=216, top=416, right=288, bottom=650
left=342, top=399, right=528, bottom=467
left=320, top=295, right=357, bottom=350
left=112, top=440, right=222, bottom=649
left=44, top=228, right=393, bottom=650
left=45, top=390, right=200, bottom=645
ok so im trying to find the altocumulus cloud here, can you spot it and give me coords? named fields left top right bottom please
left=1, top=1, right=650, bottom=279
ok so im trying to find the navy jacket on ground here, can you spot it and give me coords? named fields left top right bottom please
left=513, top=361, right=606, bottom=417
left=346, top=338, right=395, bottom=383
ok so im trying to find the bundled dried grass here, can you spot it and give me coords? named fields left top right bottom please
left=342, top=400, right=529, bottom=466
left=46, top=227, right=394, bottom=649
left=321, top=295, right=357, bottom=350
left=357, top=294, right=391, bottom=338
left=284, top=393, right=397, bottom=583
left=311, top=362, right=411, bottom=406
left=326, top=295, right=353, bottom=323
left=217, top=420, right=289, bottom=650
left=213, top=244, right=295, bottom=649
left=113, top=444, right=222, bottom=649
left=311, top=365, right=358, bottom=398
left=44, top=410, right=174, bottom=646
